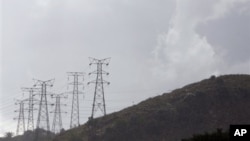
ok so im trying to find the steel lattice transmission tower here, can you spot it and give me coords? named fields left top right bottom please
left=22, top=87, right=38, bottom=131
left=67, top=72, right=84, bottom=128
left=51, top=94, right=67, bottom=134
left=14, top=100, right=25, bottom=135
left=33, top=79, right=54, bottom=132
left=88, top=57, right=110, bottom=118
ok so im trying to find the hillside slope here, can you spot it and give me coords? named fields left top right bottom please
left=53, top=74, right=250, bottom=141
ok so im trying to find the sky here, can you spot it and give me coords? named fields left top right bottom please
left=1, top=0, right=250, bottom=136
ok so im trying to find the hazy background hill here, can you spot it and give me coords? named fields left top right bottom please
left=52, top=74, right=250, bottom=141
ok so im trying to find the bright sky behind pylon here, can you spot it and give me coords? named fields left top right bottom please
left=1, top=0, right=250, bottom=136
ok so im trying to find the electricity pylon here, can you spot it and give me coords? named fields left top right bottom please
left=33, top=79, right=54, bottom=132
left=14, top=100, right=25, bottom=135
left=51, top=94, right=67, bottom=134
left=88, top=57, right=110, bottom=119
left=22, top=87, right=39, bottom=131
left=67, top=72, right=84, bottom=128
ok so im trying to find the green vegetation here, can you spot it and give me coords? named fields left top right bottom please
left=182, top=129, right=229, bottom=141
left=0, top=129, right=55, bottom=141
left=53, top=74, right=250, bottom=141
left=4, top=74, right=250, bottom=141
left=4, top=132, right=14, bottom=139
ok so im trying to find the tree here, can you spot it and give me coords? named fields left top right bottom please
left=4, top=132, right=13, bottom=139
left=181, top=129, right=229, bottom=141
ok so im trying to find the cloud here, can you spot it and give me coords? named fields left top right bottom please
left=151, top=0, right=250, bottom=89
left=1, top=0, right=249, bottom=135
left=206, top=0, right=250, bottom=21
left=197, top=1, right=250, bottom=66
left=1, top=0, right=175, bottom=134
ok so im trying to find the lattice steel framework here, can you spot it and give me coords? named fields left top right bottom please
left=22, top=87, right=39, bottom=131
left=67, top=72, right=84, bottom=128
left=51, top=94, right=67, bottom=133
left=33, top=79, right=54, bottom=132
left=15, top=100, right=25, bottom=135
left=88, top=57, right=110, bottom=118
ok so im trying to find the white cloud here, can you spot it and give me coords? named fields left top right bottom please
left=1, top=0, right=175, bottom=134
left=151, top=0, right=216, bottom=88
left=207, top=0, right=250, bottom=21
left=1, top=0, right=249, bottom=135
left=151, top=0, right=250, bottom=89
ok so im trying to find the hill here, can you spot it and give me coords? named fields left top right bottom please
left=181, top=128, right=229, bottom=141
left=0, top=129, right=55, bottom=141
left=51, top=74, right=250, bottom=141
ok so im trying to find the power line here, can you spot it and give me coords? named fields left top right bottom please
left=88, top=57, right=110, bottom=119
left=14, top=100, right=25, bottom=136
left=67, top=72, right=84, bottom=128
left=51, top=94, right=67, bottom=134
left=33, top=79, right=54, bottom=139
left=22, top=87, right=39, bottom=131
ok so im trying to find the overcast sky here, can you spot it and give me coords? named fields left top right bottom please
left=1, top=0, right=250, bottom=136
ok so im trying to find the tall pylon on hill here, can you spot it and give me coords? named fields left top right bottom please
left=51, top=94, right=67, bottom=133
left=33, top=79, right=54, bottom=132
left=67, top=72, right=84, bottom=128
left=88, top=57, right=110, bottom=119
left=22, top=87, right=39, bottom=131
left=14, top=100, right=25, bottom=135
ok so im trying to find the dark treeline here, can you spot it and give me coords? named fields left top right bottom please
left=181, top=129, right=229, bottom=141
left=0, top=128, right=58, bottom=141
